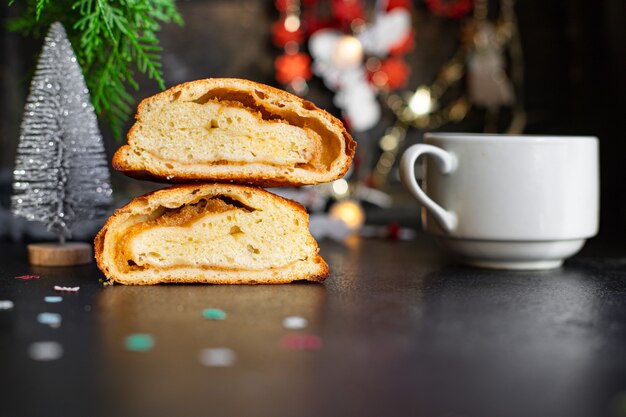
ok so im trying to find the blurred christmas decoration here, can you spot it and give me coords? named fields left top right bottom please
left=273, top=0, right=415, bottom=131
left=373, top=0, right=525, bottom=187
left=11, top=23, right=112, bottom=251
left=273, top=0, right=524, bottom=181
left=7, top=0, right=183, bottom=139
left=272, top=0, right=525, bottom=239
left=273, top=0, right=312, bottom=96
left=328, top=199, right=366, bottom=230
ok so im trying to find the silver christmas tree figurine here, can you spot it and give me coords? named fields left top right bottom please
left=11, top=22, right=113, bottom=244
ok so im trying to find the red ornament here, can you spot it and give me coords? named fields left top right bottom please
left=369, top=57, right=410, bottom=90
left=303, top=13, right=334, bottom=35
left=281, top=334, right=323, bottom=350
left=275, top=0, right=291, bottom=12
left=385, top=0, right=412, bottom=11
left=389, top=29, right=415, bottom=56
left=331, top=0, right=365, bottom=25
left=272, top=20, right=305, bottom=48
left=275, top=53, right=312, bottom=84
left=425, top=0, right=473, bottom=19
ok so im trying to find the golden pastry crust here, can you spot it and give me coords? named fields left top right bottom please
left=112, top=78, right=356, bottom=187
left=94, top=183, right=329, bottom=285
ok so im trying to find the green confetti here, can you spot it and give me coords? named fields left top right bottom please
left=202, top=309, right=227, bottom=320
left=124, top=334, right=154, bottom=352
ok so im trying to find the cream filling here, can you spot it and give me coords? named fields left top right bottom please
left=126, top=208, right=313, bottom=270
left=136, top=101, right=319, bottom=165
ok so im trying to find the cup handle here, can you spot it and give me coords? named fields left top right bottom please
left=400, top=144, right=458, bottom=232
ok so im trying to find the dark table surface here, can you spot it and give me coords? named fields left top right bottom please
left=1, top=236, right=626, bottom=417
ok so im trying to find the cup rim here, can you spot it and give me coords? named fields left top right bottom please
left=424, top=132, right=598, bottom=143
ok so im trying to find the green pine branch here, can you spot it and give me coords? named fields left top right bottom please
left=6, top=0, right=183, bottom=140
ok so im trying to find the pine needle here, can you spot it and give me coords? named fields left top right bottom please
left=7, top=0, right=183, bottom=140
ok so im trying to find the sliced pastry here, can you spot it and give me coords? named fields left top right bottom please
left=94, top=183, right=328, bottom=285
left=112, top=78, right=356, bottom=187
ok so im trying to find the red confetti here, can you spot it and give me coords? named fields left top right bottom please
left=15, top=275, right=41, bottom=280
left=275, top=53, right=312, bottom=84
left=281, top=334, right=323, bottom=350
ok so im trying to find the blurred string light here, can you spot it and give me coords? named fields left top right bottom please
left=331, top=178, right=350, bottom=197
left=329, top=199, right=365, bottom=231
left=331, top=35, right=364, bottom=69
left=284, top=14, right=301, bottom=32
left=329, top=178, right=364, bottom=233
left=408, top=86, right=433, bottom=116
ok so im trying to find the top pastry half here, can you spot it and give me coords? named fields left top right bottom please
left=113, top=78, right=356, bottom=187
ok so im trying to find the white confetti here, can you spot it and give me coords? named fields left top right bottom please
left=282, top=316, right=309, bottom=330
left=28, top=341, right=64, bottom=361
left=37, top=312, right=62, bottom=328
left=54, top=285, right=79, bottom=293
left=44, top=296, right=63, bottom=303
left=0, top=300, right=14, bottom=310
left=199, top=348, right=237, bottom=367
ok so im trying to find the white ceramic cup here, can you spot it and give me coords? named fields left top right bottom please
left=400, top=133, right=599, bottom=270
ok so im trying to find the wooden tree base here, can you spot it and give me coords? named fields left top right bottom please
left=27, top=242, right=93, bottom=266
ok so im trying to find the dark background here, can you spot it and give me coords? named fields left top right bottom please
left=1, top=0, right=625, bottom=241
left=1, top=5, right=626, bottom=416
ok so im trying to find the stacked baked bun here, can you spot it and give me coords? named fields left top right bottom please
left=95, top=78, right=356, bottom=285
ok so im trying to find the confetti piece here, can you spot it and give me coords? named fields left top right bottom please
left=281, top=334, right=323, bottom=351
left=28, top=341, right=63, bottom=361
left=282, top=316, right=308, bottom=330
left=44, top=296, right=63, bottom=303
left=0, top=300, right=14, bottom=310
left=54, top=286, right=80, bottom=293
left=124, top=334, right=154, bottom=352
left=199, top=348, right=237, bottom=367
left=37, top=312, right=62, bottom=328
left=202, top=308, right=227, bottom=320
left=16, top=275, right=40, bottom=280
